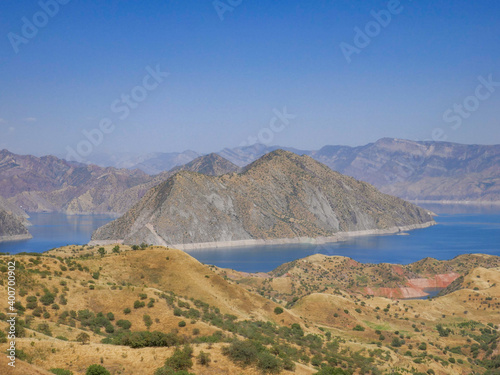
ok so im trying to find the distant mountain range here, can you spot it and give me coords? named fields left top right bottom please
left=0, top=150, right=240, bottom=217
left=308, top=138, right=500, bottom=202
left=91, top=150, right=434, bottom=247
left=65, top=138, right=500, bottom=203
left=0, top=137, right=498, bottom=225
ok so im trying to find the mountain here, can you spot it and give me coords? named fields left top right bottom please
left=91, top=150, right=434, bottom=247
left=217, top=143, right=310, bottom=167
left=98, top=153, right=242, bottom=214
left=0, top=196, right=31, bottom=242
left=0, top=150, right=242, bottom=216
left=309, top=138, right=500, bottom=202
left=169, top=152, right=240, bottom=175
left=0, top=149, right=151, bottom=214
left=58, top=139, right=500, bottom=202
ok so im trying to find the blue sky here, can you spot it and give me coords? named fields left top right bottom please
left=1, top=0, right=499, bottom=157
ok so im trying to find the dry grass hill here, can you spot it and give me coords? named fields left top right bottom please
left=0, top=246, right=499, bottom=375
left=217, top=253, right=500, bottom=300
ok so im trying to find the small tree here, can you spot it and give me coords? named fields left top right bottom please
left=98, top=247, right=106, bottom=257
left=112, top=245, right=120, bottom=253
left=274, top=307, right=284, bottom=315
left=77, top=332, right=90, bottom=345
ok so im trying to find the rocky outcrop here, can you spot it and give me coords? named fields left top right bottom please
left=0, top=196, right=31, bottom=242
left=91, top=150, right=434, bottom=247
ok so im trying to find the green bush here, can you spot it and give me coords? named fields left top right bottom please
left=134, top=300, right=145, bottom=309
left=274, top=307, right=284, bottom=315
left=86, top=364, right=110, bottom=375
left=223, top=340, right=259, bottom=366
left=257, top=352, right=282, bottom=374
left=178, top=320, right=187, bottom=327
left=164, top=345, right=193, bottom=371
left=40, top=292, right=56, bottom=305
left=116, top=320, right=132, bottom=330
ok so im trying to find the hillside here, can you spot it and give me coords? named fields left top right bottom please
left=1, top=246, right=499, bottom=375
left=215, top=253, right=500, bottom=301
left=91, top=150, right=434, bottom=247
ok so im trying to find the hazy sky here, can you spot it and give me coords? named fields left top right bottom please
left=1, top=0, right=499, bottom=158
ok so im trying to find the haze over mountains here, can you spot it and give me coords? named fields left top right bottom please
left=91, top=150, right=434, bottom=247
left=67, top=138, right=500, bottom=203
left=0, top=138, right=498, bottom=241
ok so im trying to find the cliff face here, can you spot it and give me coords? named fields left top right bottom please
left=92, top=150, right=434, bottom=246
left=0, top=196, right=31, bottom=242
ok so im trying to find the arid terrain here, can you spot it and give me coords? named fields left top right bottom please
left=1, top=245, right=499, bottom=375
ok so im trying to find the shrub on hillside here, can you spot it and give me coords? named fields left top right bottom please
left=86, top=364, right=110, bottom=375
left=274, top=307, right=284, bottom=315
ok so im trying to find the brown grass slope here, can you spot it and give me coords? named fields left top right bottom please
left=1, top=247, right=499, bottom=374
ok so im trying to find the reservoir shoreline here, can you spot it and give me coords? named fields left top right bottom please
left=90, top=221, right=436, bottom=251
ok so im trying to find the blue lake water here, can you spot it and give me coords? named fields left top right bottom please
left=187, top=204, right=500, bottom=272
left=0, top=213, right=115, bottom=254
left=0, top=205, right=499, bottom=274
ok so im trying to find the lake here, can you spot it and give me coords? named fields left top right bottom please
left=186, top=204, right=500, bottom=272
left=0, top=213, right=116, bottom=254
left=0, top=205, right=499, bottom=274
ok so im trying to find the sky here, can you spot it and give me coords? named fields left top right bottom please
left=1, top=0, right=499, bottom=159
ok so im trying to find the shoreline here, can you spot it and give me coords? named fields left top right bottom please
left=410, top=200, right=500, bottom=206
left=0, top=233, right=32, bottom=243
left=91, top=221, right=436, bottom=251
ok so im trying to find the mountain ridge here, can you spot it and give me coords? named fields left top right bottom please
left=91, top=150, right=434, bottom=247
